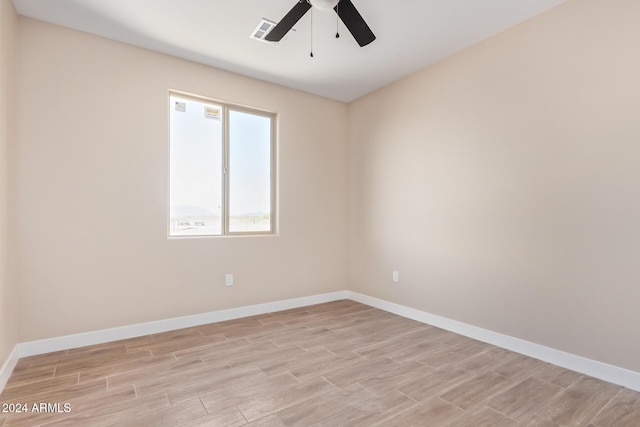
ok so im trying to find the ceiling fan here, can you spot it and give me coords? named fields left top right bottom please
left=265, top=0, right=376, bottom=47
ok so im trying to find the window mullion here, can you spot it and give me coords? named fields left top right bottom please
left=223, top=106, right=230, bottom=235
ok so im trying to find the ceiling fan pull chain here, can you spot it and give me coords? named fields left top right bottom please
left=310, top=8, right=314, bottom=57
left=336, top=2, right=340, bottom=38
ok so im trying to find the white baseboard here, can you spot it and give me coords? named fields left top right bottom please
left=347, top=291, right=640, bottom=392
left=16, top=291, right=348, bottom=358
left=0, top=345, right=19, bottom=392
left=4, top=289, right=639, bottom=395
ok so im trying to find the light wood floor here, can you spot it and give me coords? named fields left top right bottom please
left=1, top=300, right=639, bottom=426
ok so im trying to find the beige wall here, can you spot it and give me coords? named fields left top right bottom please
left=349, top=0, right=640, bottom=372
left=16, top=18, right=348, bottom=341
left=0, top=0, right=17, bottom=367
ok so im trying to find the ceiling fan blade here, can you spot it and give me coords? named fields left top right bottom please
left=334, top=0, right=375, bottom=47
left=265, top=0, right=312, bottom=42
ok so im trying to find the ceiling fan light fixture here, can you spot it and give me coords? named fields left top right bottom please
left=308, top=0, right=339, bottom=11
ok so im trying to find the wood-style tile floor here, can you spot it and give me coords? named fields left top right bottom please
left=2, top=300, right=639, bottom=426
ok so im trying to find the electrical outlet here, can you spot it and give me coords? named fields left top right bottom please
left=225, top=274, right=234, bottom=287
left=393, top=271, right=399, bottom=283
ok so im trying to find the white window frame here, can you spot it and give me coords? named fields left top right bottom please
left=169, top=91, right=277, bottom=237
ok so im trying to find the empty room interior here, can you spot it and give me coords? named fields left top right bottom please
left=1, top=0, right=640, bottom=425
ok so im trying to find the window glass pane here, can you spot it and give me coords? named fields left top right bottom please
left=169, top=95, right=223, bottom=236
left=228, top=110, right=272, bottom=233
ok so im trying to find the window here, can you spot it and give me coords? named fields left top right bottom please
left=169, top=92, right=275, bottom=236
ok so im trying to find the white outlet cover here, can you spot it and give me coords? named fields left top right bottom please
left=225, top=274, right=234, bottom=286
left=393, top=271, right=399, bottom=283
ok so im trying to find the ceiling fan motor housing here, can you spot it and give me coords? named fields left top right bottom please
left=309, top=0, right=340, bottom=11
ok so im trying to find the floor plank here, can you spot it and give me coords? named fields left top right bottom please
left=488, top=377, right=562, bottom=421
left=589, top=387, right=640, bottom=426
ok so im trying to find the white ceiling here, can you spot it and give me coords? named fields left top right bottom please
left=12, top=0, right=567, bottom=102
